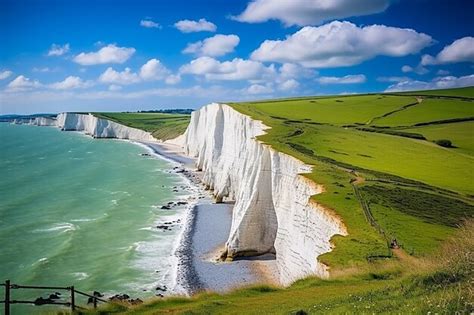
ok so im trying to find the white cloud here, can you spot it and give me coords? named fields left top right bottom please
left=279, top=63, right=314, bottom=79
left=401, top=64, right=429, bottom=75
left=316, top=74, right=366, bottom=84
left=437, top=69, right=450, bottom=75
left=6, top=75, right=41, bottom=91
left=278, top=79, right=300, bottom=91
left=247, top=84, right=273, bottom=95
left=377, top=76, right=411, bottom=83
left=165, top=74, right=181, bottom=85
left=140, top=19, right=161, bottom=28
left=174, top=18, right=217, bottom=33
left=385, top=74, right=474, bottom=92
left=251, top=21, right=433, bottom=68
left=0, top=70, right=13, bottom=80
left=108, top=84, right=122, bottom=91
left=98, top=59, right=171, bottom=85
left=179, top=56, right=276, bottom=81
left=183, top=34, right=240, bottom=57
left=99, top=67, right=140, bottom=85
left=49, top=76, right=92, bottom=90
left=47, top=43, right=70, bottom=56
left=139, top=59, right=170, bottom=81
left=421, top=37, right=474, bottom=66
left=233, top=0, right=390, bottom=26
left=74, top=44, right=136, bottom=66
left=32, top=67, right=52, bottom=73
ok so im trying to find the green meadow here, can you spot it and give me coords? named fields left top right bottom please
left=91, top=87, right=474, bottom=314
left=94, top=112, right=190, bottom=141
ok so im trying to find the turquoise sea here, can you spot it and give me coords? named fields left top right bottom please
left=0, top=123, right=192, bottom=312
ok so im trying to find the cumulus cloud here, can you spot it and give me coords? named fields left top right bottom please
left=179, top=56, right=276, bottom=81
left=278, top=79, right=300, bottom=91
left=139, top=59, right=170, bottom=81
left=0, top=70, right=13, bottom=80
left=421, top=36, right=474, bottom=66
left=140, top=19, right=161, bottom=28
left=99, top=67, right=140, bottom=85
left=49, top=76, right=92, bottom=90
left=98, top=59, right=173, bottom=85
left=74, top=44, right=136, bottom=66
left=108, top=84, right=122, bottom=91
left=47, top=43, right=70, bottom=56
left=401, top=64, right=429, bottom=75
left=174, top=18, right=217, bottom=33
left=251, top=21, right=433, bottom=68
left=233, top=0, right=390, bottom=26
left=377, top=76, right=411, bottom=83
left=183, top=34, right=240, bottom=57
left=6, top=75, right=41, bottom=91
left=278, top=63, right=314, bottom=79
left=247, top=84, right=273, bottom=95
left=165, top=74, right=181, bottom=85
left=316, top=74, right=366, bottom=84
left=385, top=74, right=474, bottom=92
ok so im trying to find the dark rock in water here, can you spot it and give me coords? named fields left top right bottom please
left=157, top=293, right=164, bottom=298
left=156, top=285, right=167, bottom=292
left=49, top=293, right=60, bottom=300
left=87, top=297, right=94, bottom=304
left=177, top=201, right=187, bottom=205
left=173, top=189, right=178, bottom=192
left=140, top=153, right=152, bottom=157
left=34, top=297, right=53, bottom=305
left=93, top=291, right=104, bottom=297
left=157, top=225, right=169, bottom=230
left=167, top=201, right=174, bottom=205
left=55, top=292, right=61, bottom=296
left=160, top=205, right=171, bottom=210
left=109, top=293, right=130, bottom=302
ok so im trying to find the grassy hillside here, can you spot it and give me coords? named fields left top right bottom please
left=94, top=112, right=190, bottom=141
left=88, top=87, right=473, bottom=314
left=89, top=220, right=474, bottom=314
left=230, top=87, right=473, bottom=269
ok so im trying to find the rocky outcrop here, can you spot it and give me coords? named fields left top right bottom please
left=55, top=113, right=156, bottom=142
left=178, top=103, right=347, bottom=285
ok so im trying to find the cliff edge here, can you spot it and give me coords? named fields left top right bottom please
left=177, top=103, right=347, bottom=285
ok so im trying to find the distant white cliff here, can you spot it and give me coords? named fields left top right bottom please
left=55, top=113, right=156, bottom=142
left=178, top=103, right=347, bottom=285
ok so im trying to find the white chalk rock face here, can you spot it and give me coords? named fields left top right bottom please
left=181, top=103, right=347, bottom=285
left=32, top=117, right=57, bottom=126
left=55, top=113, right=156, bottom=142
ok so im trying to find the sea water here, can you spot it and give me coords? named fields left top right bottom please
left=0, top=123, right=192, bottom=312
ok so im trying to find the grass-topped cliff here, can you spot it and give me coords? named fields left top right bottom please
left=89, top=86, right=473, bottom=314
left=94, top=112, right=190, bottom=141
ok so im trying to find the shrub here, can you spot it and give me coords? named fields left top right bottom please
left=435, top=139, right=453, bottom=148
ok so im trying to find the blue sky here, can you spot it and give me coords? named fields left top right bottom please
left=1, top=0, right=473, bottom=114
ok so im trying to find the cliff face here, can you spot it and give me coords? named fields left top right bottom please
left=180, top=103, right=347, bottom=285
left=56, top=113, right=156, bottom=142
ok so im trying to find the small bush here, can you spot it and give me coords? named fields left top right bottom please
left=434, top=139, right=453, bottom=148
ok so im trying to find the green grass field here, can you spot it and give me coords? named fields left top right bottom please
left=403, top=121, right=474, bottom=155
left=94, top=112, right=190, bottom=141
left=87, top=87, right=474, bottom=314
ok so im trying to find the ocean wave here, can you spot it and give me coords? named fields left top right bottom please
left=70, top=217, right=99, bottom=222
left=72, top=272, right=89, bottom=280
left=33, top=222, right=78, bottom=234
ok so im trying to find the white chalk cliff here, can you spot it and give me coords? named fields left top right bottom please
left=178, top=103, right=347, bottom=285
left=55, top=113, right=156, bottom=142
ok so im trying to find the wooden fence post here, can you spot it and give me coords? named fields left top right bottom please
left=5, top=280, right=10, bottom=315
left=70, top=286, right=75, bottom=312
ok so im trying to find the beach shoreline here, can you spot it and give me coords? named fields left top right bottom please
left=139, top=140, right=279, bottom=295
